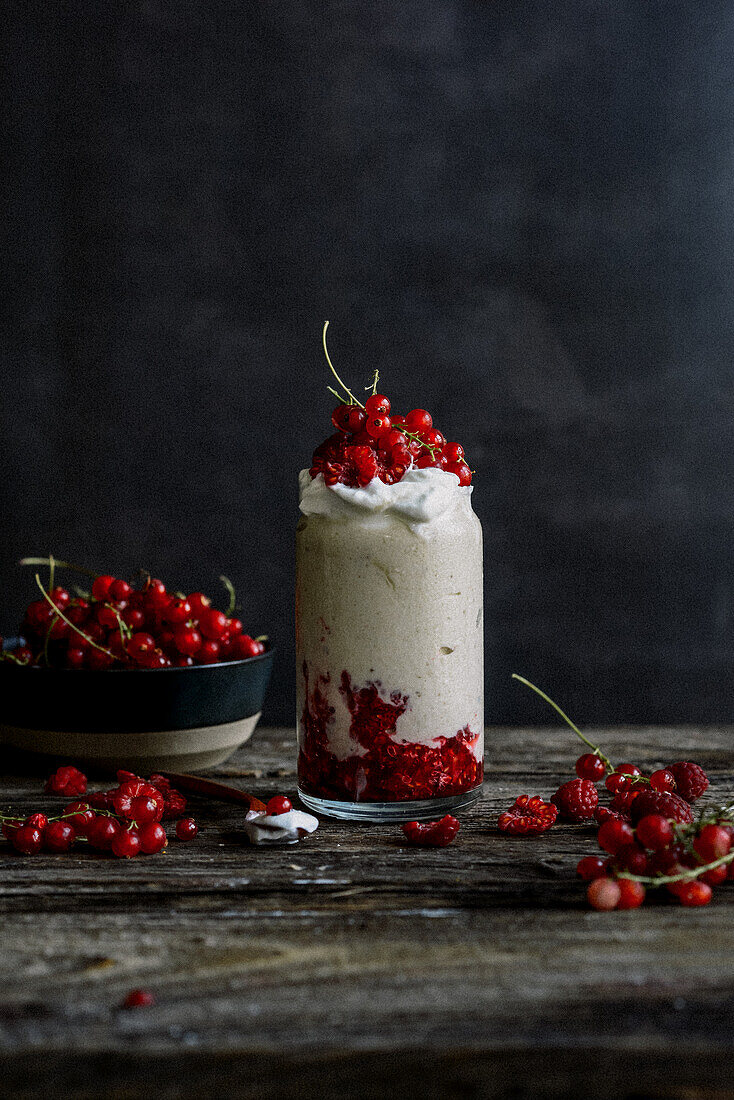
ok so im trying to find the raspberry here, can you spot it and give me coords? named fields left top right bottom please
left=401, top=815, right=460, bottom=847
left=44, top=766, right=87, bottom=797
left=551, top=779, right=598, bottom=822
left=161, top=789, right=187, bottom=819
left=669, top=762, right=709, bottom=802
left=497, top=795, right=558, bottom=835
left=629, top=789, right=694, bottom=825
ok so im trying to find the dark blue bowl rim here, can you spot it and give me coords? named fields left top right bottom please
left=0, top=644, right=274, bottom=673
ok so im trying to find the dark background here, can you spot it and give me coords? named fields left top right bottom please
left=2, top=1, right=734, bottom=728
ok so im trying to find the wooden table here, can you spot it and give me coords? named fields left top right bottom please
left=1, top=725, right=733, bottom=1099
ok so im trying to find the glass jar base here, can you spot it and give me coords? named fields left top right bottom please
left=297, top=785, right=483, bottom=822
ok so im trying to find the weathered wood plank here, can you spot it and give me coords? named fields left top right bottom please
left=0, top=726, right=733, bottom=1098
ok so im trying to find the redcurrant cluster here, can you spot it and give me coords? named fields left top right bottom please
left=3, top=561, right=267, bottom=670
left=498, top=676, right=730, bottom=910
left=309, top=323, right=472, bottom=489
left=581, top=808, right=734, bottom=910
left=1, top=766, right=197, bottom=858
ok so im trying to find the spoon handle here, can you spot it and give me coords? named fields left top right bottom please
left=161, top=772, right=267, bottom=813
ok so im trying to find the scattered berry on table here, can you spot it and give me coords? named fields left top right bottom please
left=551, top=779, right=598, bottom=822
left=669, top=762, right=709, bottom=802
left=138, top=822, right=168, bottom=854
left=11, top=824, right=44, bottom=855
left=111, top=829, right=141, bottom=859
left=575, top=754, right=606, bottom=781
left=649, top=769, right=676, bottom=793
left=676, top=881, right=712, bottom=907
left=497, top=795, right=558, bottom=835
left=616, top=879, right=646, bottom=909
left=576, top=855, right=607, bottom=881
left=122, top=989, right=155, bottom=1009
left=693, top=824, right=731, bottom=863
left=44, top=820, right=76, bottom=852
left=635, top=814, right=674, bottom=851
left=587, top=877, right=622, bottom=911
left=87, top=817, right=120, bottom=851
left=175, top=818, right=198, bottom=841
left=597, top=818, right=635, bottom=855
left=401, top=815, right=460, bottom=847
left=629, top=790, right=694, bottom=825
left=44, top=766, right=87, bottom=797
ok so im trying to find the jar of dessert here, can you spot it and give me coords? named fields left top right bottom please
left=295, top=326, right=484, bottom=822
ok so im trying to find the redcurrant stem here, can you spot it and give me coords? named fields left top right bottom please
left=106, top=603, right=131, bottom=645
left=618, top=848, right=734, bottom=886
left=365, top=369, right=379, bottom=396
left=511, top=674, right=614, bottom=772
left=48, top=554, right=55, bottom=592
left=34, top=574, right=115, bottom=658
left=42, top=614, right=58, bottom=667
left=322, top=321, right=364, bottom=409
left=219, top=575, right=236, bottom=618
left=20, top=557, right=97, bottom=578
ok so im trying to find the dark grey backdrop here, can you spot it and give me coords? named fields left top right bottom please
left=2, top=1, right=734, bottom=727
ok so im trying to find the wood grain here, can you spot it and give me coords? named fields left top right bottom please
left=1, top=726, right=734, bottom=1098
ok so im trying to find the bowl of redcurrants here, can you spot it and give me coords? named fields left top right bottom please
left=0, top=560, right=274, bottom=772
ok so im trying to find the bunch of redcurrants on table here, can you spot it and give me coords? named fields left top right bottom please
left=1, top=765, right=196, bottom=858
left=3, top=565, right=266, bottom=670
left=499, top=676, right=734, bottom=910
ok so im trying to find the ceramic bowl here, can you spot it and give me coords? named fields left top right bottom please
left=0, top=643, right=274, bottom=772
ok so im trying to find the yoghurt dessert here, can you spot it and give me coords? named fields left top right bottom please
left=296, top=324, right=484, bottom=821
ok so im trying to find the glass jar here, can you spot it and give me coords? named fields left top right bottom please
left=296, top=469, right=483, bottom=821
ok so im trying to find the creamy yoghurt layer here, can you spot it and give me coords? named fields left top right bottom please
left=296, top=468, right=484, bottom=802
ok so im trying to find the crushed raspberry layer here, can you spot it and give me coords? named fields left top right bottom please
left=298, top=663, right=483, bottom=802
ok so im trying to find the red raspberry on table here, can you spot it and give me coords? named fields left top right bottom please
left=401, top=815, right=460, bottom=847
left=551, top=779, right=598, bottom=822
left=497, top=795, right=558, bottom=835
left=161, top=789, right=187, bottom=820
left=44, top=766, right=87, bottom=797
left=669, top=762, right=709, bottom=802
left=629, top=789, right=694, bottom=825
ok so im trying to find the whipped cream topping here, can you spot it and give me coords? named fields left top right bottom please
left=299, top=467, right=472, bottom=530
left=243, top=808, right=319, bottom=845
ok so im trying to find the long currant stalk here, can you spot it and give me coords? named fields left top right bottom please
left=512, top=674, right=614, bottom=773
left=323, top=321, right=364, bottom=408
left=618, top=848, right=734, bottom=886
left=20, top=556, right=97, bottom=578
left=34, top=574, right=115, bottom=658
